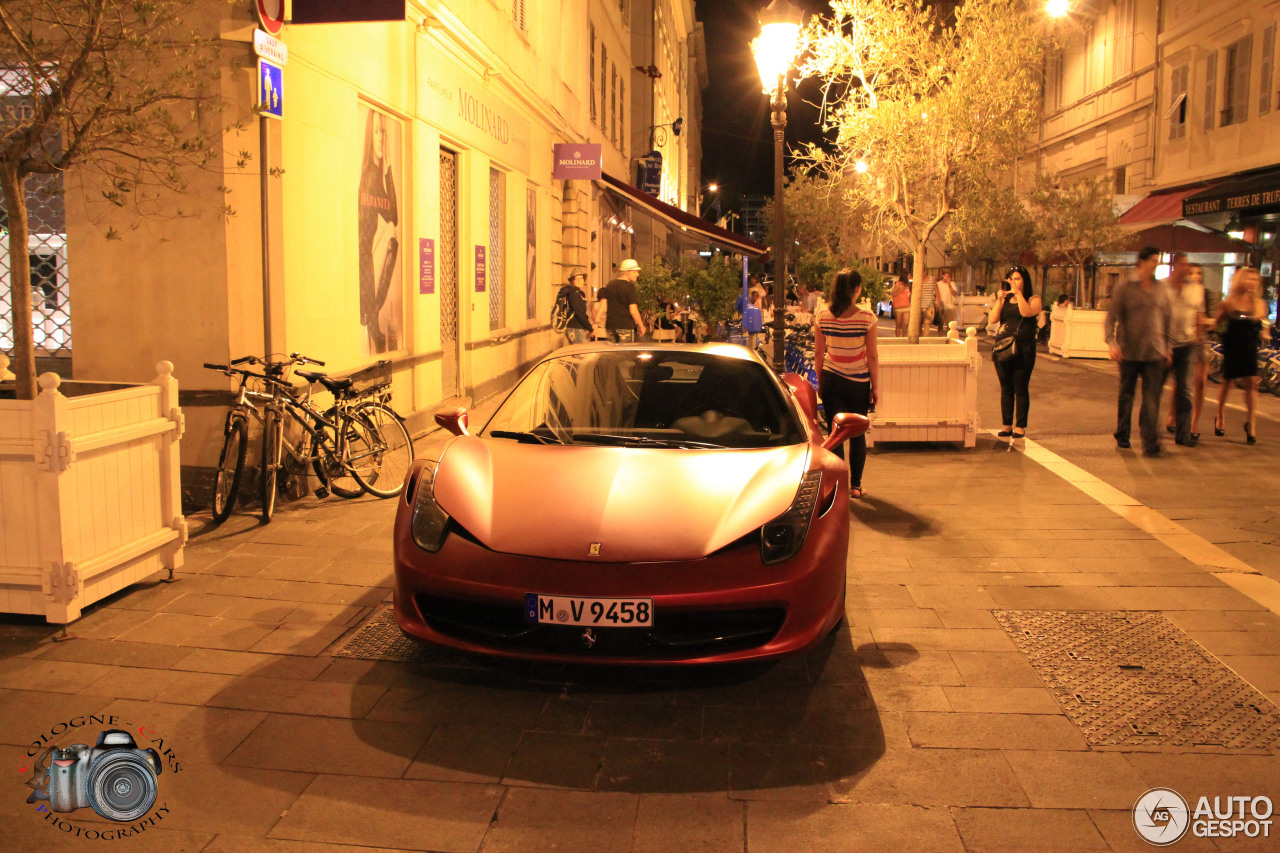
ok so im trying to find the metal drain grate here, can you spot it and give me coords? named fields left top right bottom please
left=332, top=606, right=434, bottom=663
left=995, top=610, right=1280, bottom=750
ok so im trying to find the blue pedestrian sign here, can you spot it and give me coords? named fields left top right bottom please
left=258, top=58, right=283, bottom=119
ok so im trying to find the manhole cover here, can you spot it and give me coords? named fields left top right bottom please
left=332, top=606, right=433, bottom=662
left=995, top=610, right=1280, bottom=750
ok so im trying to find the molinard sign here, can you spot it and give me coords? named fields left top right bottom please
left=553, top=144, right=602, bottom=179
left=420, top=55, right=531, bottom=174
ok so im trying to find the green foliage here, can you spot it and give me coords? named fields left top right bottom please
left=854, top=264, right=888, bottom=308
left=636, top=258, right=681, bottom=317
left=681, top=256, right=743, bottom=333
left=945, top=182, right=1037, bottom=270
left=1027, top=173, right=1125, bottom=272
left=763, top=168, right=867, bottom=293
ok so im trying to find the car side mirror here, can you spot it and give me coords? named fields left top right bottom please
left=823, top=412, right=870, bottom=451
left=434, top=407, right=469, bottom=436
left=782, top=373, right=820, bottom=424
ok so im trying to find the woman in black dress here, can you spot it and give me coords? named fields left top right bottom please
left=1214, top=267, right=1270, bottom=443
left=987, top=266, right=1042, bottom=438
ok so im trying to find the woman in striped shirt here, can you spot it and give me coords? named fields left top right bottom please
left=815, top=268, right=880, bottom=499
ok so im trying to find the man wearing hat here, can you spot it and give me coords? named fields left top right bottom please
left=597, top=258, right=647, bottom=343
left=558, top=268, right=597, bottom=344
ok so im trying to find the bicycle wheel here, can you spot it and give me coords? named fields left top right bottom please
left=349, top=402, right=415, bottom=498
left=211, top=414, right=249, bottom=524
left=316, top=408, right=369, bottom=499
left=261, top=407, right=282, bottom=522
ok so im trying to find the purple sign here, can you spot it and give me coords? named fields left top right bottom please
left=419, top=238, right=435, bottom=294
left=553, top=143, right=603, bottom=180
left=475, top=245, right=486, bottom=292
left=637, top=150, right=662, bottom=196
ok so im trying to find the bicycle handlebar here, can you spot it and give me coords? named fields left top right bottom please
left=203, top=362, right=228, bottom=371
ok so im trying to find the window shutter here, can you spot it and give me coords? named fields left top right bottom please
left=1261, top=25, right=1275, bottom=117
left=1204, top=51, right=1217, bottom=133
left=1169, top=64, right=1188, bottom=140
left=589, top=26, right=597, bottom=124
left=1232, top=35, right=1252, bottom=124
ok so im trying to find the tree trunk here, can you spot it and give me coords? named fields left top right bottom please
left=1, top=161, right=36, bottom=400
left=907, top=238, right=928, bottom=344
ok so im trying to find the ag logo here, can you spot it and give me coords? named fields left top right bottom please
left=1134, top=787, right=1191, bottom=846
left=588, top=543, right=601, bottom=556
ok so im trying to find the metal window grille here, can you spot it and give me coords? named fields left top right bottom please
left=1169, top=64, right=1188, bottom=140
left=1261, top=25, right=1275, bottom=117
left=1204, top=51, right=1217, bottom=133
left=488, top=167, right=505, bottom=330
left=512, top=0, right=526, bottom=33
left=439, top=148, right=460, bottom=397
left=0, top=162, right=71, bottom=358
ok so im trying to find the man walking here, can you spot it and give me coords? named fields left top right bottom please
left=599, top=258, right=646, bottom=343
left=936, top=269, right=957, bottom=333
left=558, top=269, right=597, bottom=345
left=1164, top=252, right=1206, bottom=446
left=1106, top=246, right=1173, bottom=456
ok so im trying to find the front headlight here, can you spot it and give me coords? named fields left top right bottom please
left=410, top=459, right=451, bottom=552
left=760, top=471, right=822, bottom=565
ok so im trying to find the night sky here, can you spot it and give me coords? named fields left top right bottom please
left=696, top=0, right=834, bottom=207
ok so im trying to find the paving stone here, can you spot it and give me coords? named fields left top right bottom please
left=747, top=802, right=964, bottom=853
left=870, top=627, right=1018, bottom=652
left=206, top=554, right=275, bottom=578
left=951, top=807, right=1109, bottom=851
left=728, top=742, right=833, bottom=801
left=405, top=723, right=521, bottom=784
left=941, top=686, right=1062, bottom=715
left=935, top=610, right=1001, bottom=629
left=597, top=737, right=730, bottom=794
left=482, top=788, right=637, bottom=853
left=184, top=618, right=279, bottom=652
left=906, top=557, right=1025, bottom=574
left=904, top=711, right=1089, bottom=751
left=204, top=836, right=423, bottom=852
left=502, top=731, right=607, bottom=789
left=282, top=603, right=365, bottom=625
left=35, top=638, right=193, bottom=670
left=158, top=593, right=232, bottom=617
left=908, top=585, right=1000, bottom=610
left=365, top=684, right=550, bottom=729
left=0, top=658, right=116, bottom=694
left=156, top=763, right=312, bottom=836
left=101, top=699, right=268, bottom=764
left=1217, top=656, right=1280, bottom=692
left=115, top=613, right=219, bottom=646
left=1185, top=630, right=1280, bottom=657
left=1123, top=753, right=1280, bottom=801
left=1164, top=610, right=1280, bottom=633
left=201, top=595, right=299, bottom=622
left=268, top=774, right=501, bottom=851
left=856, top=648, right=966, bottom=686
left=1003, top=750, right=1149, bottom=808
left=583, top=701, right=704, bottom=740
left=829, top=748, right=1029, bottom=807
left=949, top=651, right=1046, bottom=688
left=168, top=648, right=333, bottom=680
left=207, top=675, right=385, bottom=718
left=1086, top=808, right=1220, bottom=853
left=254, top=556, right=331, bottom=581
left=633, top=794, right=744, bottom=853
left=867, top=683, right=952, bottom=712
left=224, top=712, right=426, bottom=778
left=845, top=584, right=918, bottom=609
left=983, top=586, right=1122, bottom=610
left=848, top=608, right=944, bottom=628
left=76, top=665, right=185, bottom=701
left=248, top=622, right=351, bottom=656
left=60, top=607, right=154, bottom=640
left=0, top=690, right=117, bottom=746
left=152, top=671, right=238, bottom=706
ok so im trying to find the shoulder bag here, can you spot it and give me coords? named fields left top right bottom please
left=992, top=315, right=1025, bottom=365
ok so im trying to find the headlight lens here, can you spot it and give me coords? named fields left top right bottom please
left=760, top=470, right=822, bottom=565
left=410, top=459, right=451, bottom=552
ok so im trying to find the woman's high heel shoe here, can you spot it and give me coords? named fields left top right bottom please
left=1246, top=423, right=1257, bottom=444
left=1214, top=417, right=1225, bottom=437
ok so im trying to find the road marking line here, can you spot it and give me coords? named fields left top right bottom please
left=991, top=431, right=1280, bottom=616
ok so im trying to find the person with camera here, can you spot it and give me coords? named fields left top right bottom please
left=557, top=269, right=597, bottom=345
left=987, top=266, right=1042, bottom=439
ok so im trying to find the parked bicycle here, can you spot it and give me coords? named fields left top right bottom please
left=203, top=354, right=414, bottom=524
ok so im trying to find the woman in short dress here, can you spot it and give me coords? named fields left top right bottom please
left=815, top=268, right=880, bottom=499
left=1214, top=267, right=1270, bottom=444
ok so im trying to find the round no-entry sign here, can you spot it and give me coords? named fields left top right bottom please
left=257, top=0, right=284, bottom=34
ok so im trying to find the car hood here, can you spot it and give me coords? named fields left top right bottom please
left=432, top=436, right=811, bottom=562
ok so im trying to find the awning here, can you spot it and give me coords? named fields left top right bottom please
left=1181, top=164, right=1280, bottom=217
left=1124, top=223, right=1254, bottom=255
left=1118, top=186, right=1212, bottom=227
left=601, top=173, right=768, bottom=257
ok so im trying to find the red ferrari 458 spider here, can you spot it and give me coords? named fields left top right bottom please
left=393, top=343, right=868, bottom=664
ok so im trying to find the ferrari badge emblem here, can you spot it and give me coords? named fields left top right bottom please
left=588, top=543, right=601, bottom=556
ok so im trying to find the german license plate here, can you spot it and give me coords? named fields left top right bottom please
left=524, top=594, right=653, bottom=627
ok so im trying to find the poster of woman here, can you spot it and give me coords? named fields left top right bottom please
left=357, top=104, right=404, bottom=355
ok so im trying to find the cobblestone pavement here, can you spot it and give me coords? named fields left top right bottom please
left=3, top=350, right=1280, bottom=852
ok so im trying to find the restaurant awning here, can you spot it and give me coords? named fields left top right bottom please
left=601, top=173, right=768, bottom=258
left=1118, top=186, right=1213, bottom=227
left=1180, top=164, right=1280, bottom=217
left=1124, top=223, right=1254, bottom=254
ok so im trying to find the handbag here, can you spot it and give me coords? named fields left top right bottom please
left=992, top=316, right=1025, bottom=365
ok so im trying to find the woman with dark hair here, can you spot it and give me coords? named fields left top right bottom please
left=987, top=265, right=1042, bottom=438
left=815, top=268, right=880, bottom=499
left=358, top=110, right=399, bottom=353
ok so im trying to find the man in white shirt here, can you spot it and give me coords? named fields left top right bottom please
left=936, top=270, right=957, bottom=333
left=1163, top=252, right=1205, bottom=446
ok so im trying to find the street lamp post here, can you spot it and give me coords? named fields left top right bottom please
left=752, top=0, right=804, bottom=371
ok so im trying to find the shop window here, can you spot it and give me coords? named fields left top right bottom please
left=1168, top=64, right=1188, bottom=140
left=489, top=167, right=506, bottom=331
left=1261, top=25, right=1275, bottom=117
left=589, top=25, right=597, bottom=124
left=1204, top=51, right=1217, bottom=133
left=1221, top=36, right=1251, bottom=126
left=1112, top=166, right=1127, bottom=194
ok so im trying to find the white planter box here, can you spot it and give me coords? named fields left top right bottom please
left=1048, top=307, right=1111, bottom=359
left=0, top=363, right=186, bottom=623
left=866, top=328, right=981, bottom=447
left=957, top=295, right=992, bottom=330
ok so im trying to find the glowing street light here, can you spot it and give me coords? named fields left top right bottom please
left=750, top=0, right=804, bottom=370
left=855, top=161, right=868, bottom=174
left=1046, top=0, right=1070, bottom=17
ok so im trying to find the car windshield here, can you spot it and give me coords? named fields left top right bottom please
left=480, top=349, right=807, bottom=449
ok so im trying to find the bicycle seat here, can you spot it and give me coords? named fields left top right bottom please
left=296, top=370, right=354, bottom=394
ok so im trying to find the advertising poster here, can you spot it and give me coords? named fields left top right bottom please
left=526, top=188, right=537, bottom=320
left=357, top=103, right=404, bottom=355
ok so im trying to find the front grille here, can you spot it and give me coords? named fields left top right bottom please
left=416, top=595, right=785, bottom=659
